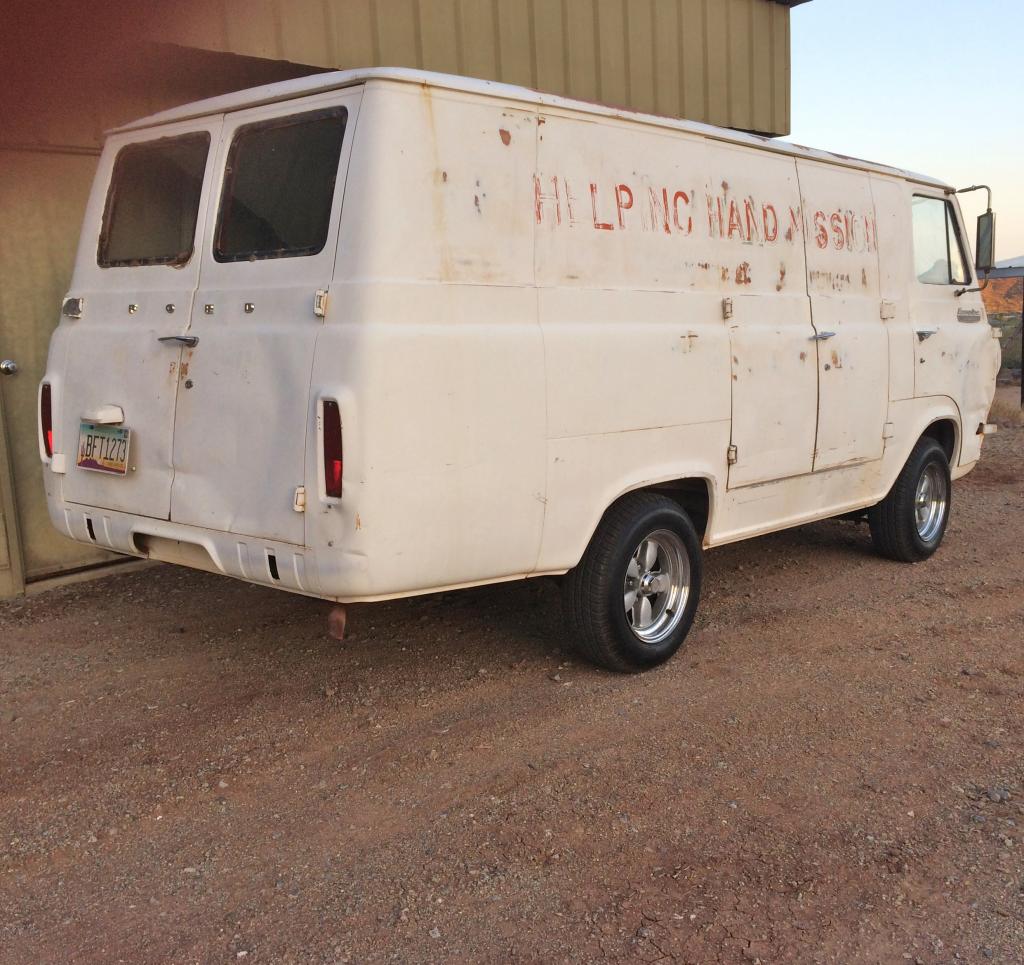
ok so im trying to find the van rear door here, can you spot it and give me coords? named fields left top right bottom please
left=168, top=89, right=361, bottom=545
left=59, top=117, right=222, bottom=520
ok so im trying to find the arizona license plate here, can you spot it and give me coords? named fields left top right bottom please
left=77, top=423, right=131, bottom=476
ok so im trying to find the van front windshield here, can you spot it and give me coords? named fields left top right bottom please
left=98, top=133, right=210, bottom=268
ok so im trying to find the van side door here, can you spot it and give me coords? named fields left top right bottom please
left=169, top=89, right=362, bottom=546
left=714, top=148, right=819, bottom=488
left=796, top=161, right=888, bottom=471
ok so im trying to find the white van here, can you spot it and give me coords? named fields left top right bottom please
left=40, top=69, right=1001, bottom=671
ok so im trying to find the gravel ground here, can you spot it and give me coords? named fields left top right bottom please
left=1, top=426, right=1022, bottom=964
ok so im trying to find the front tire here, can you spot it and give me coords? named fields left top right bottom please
left=564, top=493, right=703, bottom=672
left=868, top=437, right=951, bottom=562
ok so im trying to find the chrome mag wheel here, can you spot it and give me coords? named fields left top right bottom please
left=623, top=529, right=690, bottom=644
left=915, top=462, right=948, bottom=543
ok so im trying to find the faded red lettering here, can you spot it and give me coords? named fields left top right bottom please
left=615, top=184, right=634, bottom=229
left=564, top=180, right=579, bottom=225
left=744, top=199, right=760, bottom=242
left=813, top=211, right=829, bottom=249
left=707, top=196, right=725, bottom=237
left=649, top=188, right=671, bottom=234
left=830, top=212, right=846, bottom=250
left=590, top=183, right=614, bottom=231
left=534, top=175, right=561, bottom=225
left=727, top=199, right=744, bottom=240
left=762, top=204, right=778, bottom=242
left=673, top=191, right=692, bottom=235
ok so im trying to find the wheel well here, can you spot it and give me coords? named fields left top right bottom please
left=922, top=419, right=957, bottom=465
left=649, top=478, right=712, bottom=539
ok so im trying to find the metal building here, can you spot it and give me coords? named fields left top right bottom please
left=0, top=0, right=810, bottom=597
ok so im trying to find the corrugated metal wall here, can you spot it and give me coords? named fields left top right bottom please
left=166, top=0, right=794, bottom=136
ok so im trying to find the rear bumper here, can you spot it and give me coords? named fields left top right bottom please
left=45, top=496, right=363, bottom=601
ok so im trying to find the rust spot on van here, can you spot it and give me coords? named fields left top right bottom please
left=721, top=267, right=730, bottom=283
left=776, top=264, right=787, bottom=291
left=735, top=262, right=752, bottom=286
left=498, top=129, right=511, bottom=146
left=168, top=361, right=177, bottom=376
left=722, top=180, right=730, bottom=192
left=862, top=268, right=868, bottom=288
left=799, top=351, right=807, bottom=361
left=354, top=513, right=362, bottom=531
left=830, top=350, right=842, bottom=369
left=179, top=362, right=189, bottom=379
left=441, top=170, right=448, bottom=183
left=785, top=226, right=794, bottom=242
left=474, top=195, right=481, bottom=213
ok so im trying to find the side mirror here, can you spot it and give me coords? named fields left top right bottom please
left=976, top=210, right=996, bottom=273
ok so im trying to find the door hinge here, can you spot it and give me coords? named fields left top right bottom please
left=727, top=444, right=738, bottom=465
left=882, top=422, right=895, bottom=440
left=722, top=297, right=734, bottom=320
left=293, top=486, right=306, bottom=513
left=314, top=289, right=329, bottom=319
left=880, top=300, right=896, bottom=321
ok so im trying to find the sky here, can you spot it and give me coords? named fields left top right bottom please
left=789, top=0, right=1024, bottom=262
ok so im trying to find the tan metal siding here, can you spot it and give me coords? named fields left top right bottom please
left=0, top=150, right=119, bottom=580
left=165, top=0, right=797, bottom=135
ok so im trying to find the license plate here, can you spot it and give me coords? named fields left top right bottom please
left=77, top=423, right=131, bottom=476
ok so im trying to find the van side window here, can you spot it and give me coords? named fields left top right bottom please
left=214, top=107, right=347, bottom=262
left=98, top=133, right=211, bottom=268
left=911, top=195, right=969, bottom=286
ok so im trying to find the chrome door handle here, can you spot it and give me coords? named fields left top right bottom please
left=916, top=329, right=938, bottom=341
left=158, top=335, right=199, bottom=347
left=810, top=331, right=836, bottom=341
left=0, top=359, right=17, bottom=376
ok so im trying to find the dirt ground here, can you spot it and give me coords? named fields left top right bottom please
left=2, top=423, right=1022, bottom=965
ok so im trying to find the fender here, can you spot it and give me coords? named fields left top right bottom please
left=535, top=420, right=730, bottom=573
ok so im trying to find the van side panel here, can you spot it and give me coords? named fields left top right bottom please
left=531, top=112, right=732, bottom=571
left=309, top=84, right=546, bottom=599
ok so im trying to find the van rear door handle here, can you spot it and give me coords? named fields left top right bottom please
left=158, top=335, right=199, bottom=347
left=915, top=329, right=938, bottom=341
left=810, top=331, right=836, bottom=341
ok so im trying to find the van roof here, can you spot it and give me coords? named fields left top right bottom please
left=111, top=67, right=948, bottom=189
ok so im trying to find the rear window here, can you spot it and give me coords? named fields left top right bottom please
left=98, top=133, right=210, bottom=268
left=214, top=107, right=348, bottom=263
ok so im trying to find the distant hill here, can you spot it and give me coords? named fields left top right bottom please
left=983, top=276, right=1022, bottom=315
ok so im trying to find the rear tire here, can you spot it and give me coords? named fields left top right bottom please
left=564, top=493, right=703, bottom=673
left=868, top=437, right=951, bottom=563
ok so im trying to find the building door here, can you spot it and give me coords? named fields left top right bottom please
left=0, top=147, right=118, bottom=590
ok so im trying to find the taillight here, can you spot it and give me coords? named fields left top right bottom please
left=322, top=399, right=343, bottom=498
left=40, top=383, right=53, bottom=459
